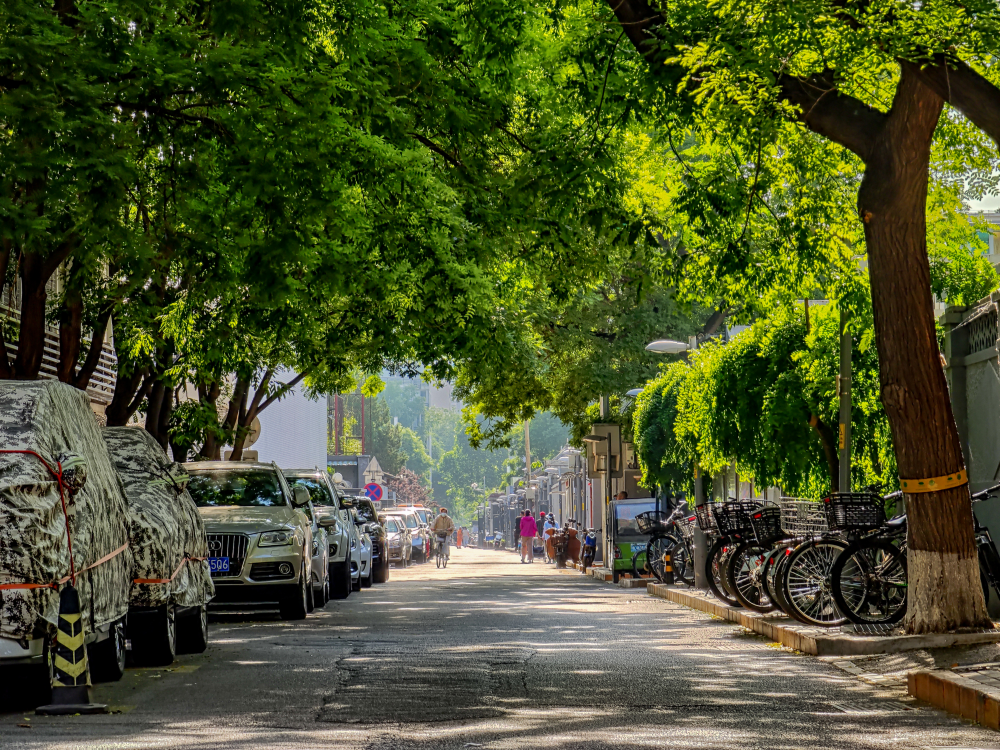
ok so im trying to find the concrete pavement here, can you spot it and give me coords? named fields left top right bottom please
left=2, top=546, right=1000, bottom=749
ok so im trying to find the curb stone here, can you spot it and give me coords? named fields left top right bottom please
left=646, top=583, right=1000, bottom=657
left=909, top=668, right=1000, bottom=730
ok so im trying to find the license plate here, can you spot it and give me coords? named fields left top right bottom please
left=208, top=557, right=230, bottom=573
left=630, top=543, right=647, bottom=553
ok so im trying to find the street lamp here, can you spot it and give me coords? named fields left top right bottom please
left=625, top=388, right=644, bottom=397
left=645, top=339, right=688, bottom=354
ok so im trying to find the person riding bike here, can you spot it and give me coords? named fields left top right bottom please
left=431, top=507, right=456, bottom=561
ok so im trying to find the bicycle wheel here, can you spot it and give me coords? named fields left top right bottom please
left=761, top=546, right=789, bottom=615
left=831, top=538, right=906, bottom=625
left=727, top=542, right=777, bottom=613
left=706, top=538, right=741, bottom=608
left=632, top=548, right=649, bottom=579
left=646, top=534, right=679, bottom=583
left=780, top=538, right=849, bottom=627
left=670, top=539, right=695, bottom=586
left=436, top=547, right=442, bottom=568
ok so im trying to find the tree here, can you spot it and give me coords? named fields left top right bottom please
left=387, top=468, right=429, bottom=507
left=367, top=398, right=407, bottom=476
left=603, top=0, right=1000, bottom=633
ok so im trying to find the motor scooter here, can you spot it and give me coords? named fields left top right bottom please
left=581, top=527, right=597, bottom=573
left=493, top=532, right=504, bottom=550
left=547, top=518, right=582, bottom=569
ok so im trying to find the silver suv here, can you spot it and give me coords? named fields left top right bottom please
left=284, top=470, right=354, bottom=600
left=185, top=461, right=315, bottom=620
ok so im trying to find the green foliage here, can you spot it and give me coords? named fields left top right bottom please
left=366, top=397, right=407, bottom=476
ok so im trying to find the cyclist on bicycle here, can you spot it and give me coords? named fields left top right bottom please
left=431, top=507, right=455, bottom=561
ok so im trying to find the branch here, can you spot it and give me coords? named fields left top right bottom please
left=409, top=133, right=464, bottom=169
left=257, top=371, right=307, bottom=413
left=906, top=56, right=1000, bottom=147
left=72, top=306, right=112, bottom=390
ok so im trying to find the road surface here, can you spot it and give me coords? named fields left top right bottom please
left=1, top=546, right=999, bottom=749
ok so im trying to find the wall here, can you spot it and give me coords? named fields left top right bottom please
left=252, top=370, right=327, bottom=470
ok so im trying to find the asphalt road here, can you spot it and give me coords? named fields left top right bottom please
left=2, top=546, right=1000, bottom=749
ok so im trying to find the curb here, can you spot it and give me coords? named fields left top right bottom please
left=909, top=669, right=1000, bottom=729
left=646, top=583, right=1000, bottom=656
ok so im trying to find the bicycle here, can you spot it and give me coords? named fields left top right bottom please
left=435, top=532, right=449, bottom=568
left=701, top=499, right=763, bottom=608
left=830, top=483, right=1000, bottom=626
left=631, top=502, right=696, bottom=585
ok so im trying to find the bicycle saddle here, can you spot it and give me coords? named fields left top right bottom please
left=885, top=514, right=907, bottom=529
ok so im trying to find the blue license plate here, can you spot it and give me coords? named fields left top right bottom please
left=630, top=543, right=647, bottom=553
left=208, top=557, right=230, bottom=573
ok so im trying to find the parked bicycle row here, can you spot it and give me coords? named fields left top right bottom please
left=0, top=381, right=406, bottom=708
left=631, top=483, right=1000, bottom=628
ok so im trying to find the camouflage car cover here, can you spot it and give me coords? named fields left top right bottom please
left=102, top=427, right=214, bottom=610
left=0, top=381, right=132, bottom=641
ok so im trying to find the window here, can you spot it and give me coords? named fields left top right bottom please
left=404, top=515, right=418, bottom=529
left=614, top=501, right=657, bottom=537
left=187, top=469, right=287, bottom=508
left=385, top=519, right=400, bottom=533
left=286, top=476, right=337, bottom=507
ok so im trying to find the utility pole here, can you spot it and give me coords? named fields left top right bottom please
left=693, top=465, right=708, bottom=588
left=524, top=420, right=531, bottom=510
left=838, top=307, right=853, bottom=493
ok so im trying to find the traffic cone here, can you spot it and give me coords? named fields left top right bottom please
left=36, top=585, right=108, bottom=715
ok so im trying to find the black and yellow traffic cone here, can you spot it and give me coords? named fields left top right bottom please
left=36, top=585, right=108, bottom=715
left=663, top=551, right=674, bottom=585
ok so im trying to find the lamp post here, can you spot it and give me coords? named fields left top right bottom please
left=645, top=335, right=709, bottom=588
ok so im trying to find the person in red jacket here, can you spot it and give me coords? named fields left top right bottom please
left=519, top=509, right=538, bottom=563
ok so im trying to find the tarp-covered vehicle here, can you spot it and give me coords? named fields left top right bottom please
left=0, top=381, right=133, bottom=688
left=103, top=427, right=214, bottom=665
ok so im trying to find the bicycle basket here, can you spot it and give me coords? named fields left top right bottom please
left=712, top=501, right=760, bottom=539
left=748, top=506, right=785, bottom=544
left=695, top=504, right=719, bottom=534
left=677, top=515, right=697, bottom=544
left=778, top=499, right=828, bottom=537
left=635, top=510, right=672, bottom=535
left=823, top=492, right=885, bottom=531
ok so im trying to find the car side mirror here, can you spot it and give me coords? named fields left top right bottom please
left=57, top=453, right=87, bottom=497
left=291, top=486, right=311, bottom=508
left=340, top=497, right=355, bottom=509
left=318, top=516, right=339, bottom=529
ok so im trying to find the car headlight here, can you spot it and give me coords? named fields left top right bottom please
left=259, top=530, right=294, bottom=547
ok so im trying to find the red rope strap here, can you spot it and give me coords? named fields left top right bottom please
left=0, top=449, right=128, bottom=590
left=134, top=555, right=208, bottom=585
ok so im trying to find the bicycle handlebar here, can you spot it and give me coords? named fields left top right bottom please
left=973, top=483, right=1000, bottom=502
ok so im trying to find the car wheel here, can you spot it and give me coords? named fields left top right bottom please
left=320, top=580, right=330, bottom=607
left=279, top=566, right=309, bottom=620
left=374, top=557, right=389, bottom=583
left=88, top=616, right=127, bottom=681
left=177, top=604, right=209, bottom=654
left=329, top=559, right=351, bottom=600
left=130, top=606, right=176, bottom=667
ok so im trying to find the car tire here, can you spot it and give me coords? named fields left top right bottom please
left=317, top=580, right=330, bottom=607
left=130, top=606, right=176, bottom=667
left=89, top=616, right=127, bottom=681
left=329, top=559, right=351, bottom=600
left=374, top=557, right=389, bottom=583
left=279, top=567, right=309, bottom=620
left=176, top=605, right=209, bottom=654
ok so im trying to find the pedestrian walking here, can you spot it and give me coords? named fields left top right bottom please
left=519, top=510, right=538, bottom=563
left=456, top=527, right=463, bottom=549
left=543, top=513, right=558, bottom=563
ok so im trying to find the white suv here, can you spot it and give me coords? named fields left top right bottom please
left=284, top=470, right=354, bottom=600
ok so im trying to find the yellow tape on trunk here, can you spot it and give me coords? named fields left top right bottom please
left=900, top=470, right=968, bottom=493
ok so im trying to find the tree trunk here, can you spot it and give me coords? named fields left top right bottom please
left=71, top=307, right=111, bottom=390
left=197, top=381, right=224, bottom=460
left=145, top=381, right=166, bottom=442
left=13, top=253, right=49, bottom=379
left=56, top=288, right=82, bottom=383
left=858, top=66, right=989, bottom=633
left=0, top=245, right=12, bottom=379
left=228, top=370, right=273, bottom=461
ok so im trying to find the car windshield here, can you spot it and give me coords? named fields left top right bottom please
left=414, top=510, right=430, bottom=524
left=403, top=515, right=418, bottom=529
left=286, top=476, right=337, bottom=507
left=187, top=469, right=287, bottom=507
left=355, top=502, right=378, bottom=524
left=385, top=519, right=400, bottom=533
left=615, top=501, right=657, bottom=537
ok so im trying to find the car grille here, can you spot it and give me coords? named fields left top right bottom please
left=206, top=533, right=249, bottom=577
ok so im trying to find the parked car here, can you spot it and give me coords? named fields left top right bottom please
left=103, top=427, right=215, bottom=667
left=184, top=461, right=314, bottom=620
left=396, top=505, right=433, bottom=559
left=350, top=508, right=374, bottom=589
left=354, top=498, right=389, bottom=583
left=0, top=381, right=133, bottom=696
left=381, top=516, right=412, bottom=567
left=385, top=510, right=425, bottom=563
left=284, top=469, right=352, bottom=600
